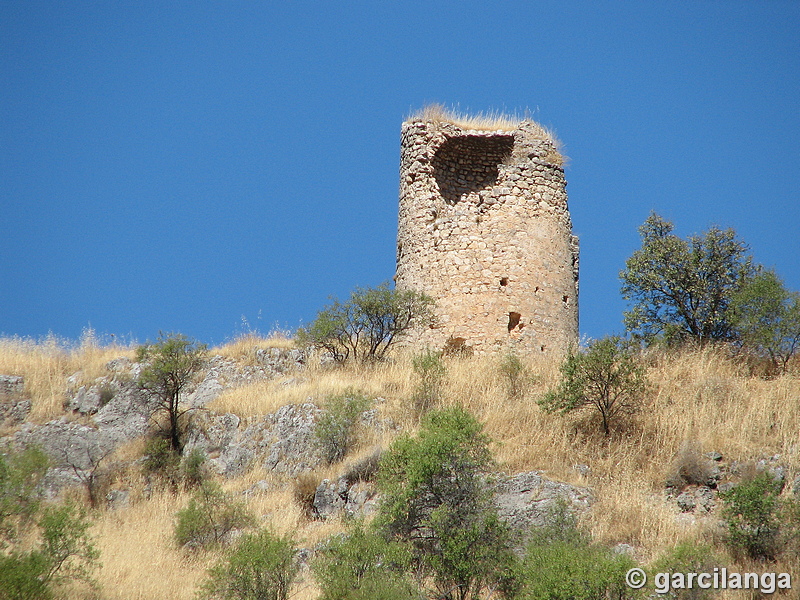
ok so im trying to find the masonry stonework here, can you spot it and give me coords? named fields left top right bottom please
left=395, top=115, right=579, bottom=356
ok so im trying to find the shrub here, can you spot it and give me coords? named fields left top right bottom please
left=650, top=541, right=722, bottom=600
left=539, top=336, right=647, bottom=435
left=499, top=353, right=534, bottom=401
left=719, top=470, right=788, bottom=560
left=181, top=448, right=208, bottom=489
left=142, top=437, right=181, bottom=489
left=620, top=212, right=755, bottom=345
left=0, top=502, right=99, bottom=600
left=137, top=332, right=207, bottom=453
left=198, top=528, right=298, bottom=600
left=377, top=406, right=515, bottom=600
left=314, top=391, right=371, bottom=465
left=314, top=521, right=417, bottom=600
left=517, top=539, right=636, bottom=600
left=0, top=445, right=49, bottom=540
left=665, top=442, right=717, bottom=490
left=411, top=348, right=446, bottom=417
left=297, top=282, right=434, bottom=362
left=174, top=482, right=255, bottom=550
left=292, top=473, right=319, bottom=520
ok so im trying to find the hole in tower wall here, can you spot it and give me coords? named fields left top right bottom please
left=500, top=277, right=509, bottom=286
left=432, top=135, right=514, bottom=205
left=507, top=312, right=521, bottom=333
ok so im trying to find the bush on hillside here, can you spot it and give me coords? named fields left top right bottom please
left=539, top=336, right=647, bottom=435
left=377, top=406, right=515, bottom=600
left=198, top=528, right=298, bottom=600
left=297, top=282, right=434, bottom=362
left=314, top=521, right=418, bottom=600
left=731, top=268, right=800, bottom=374
left=314, top=391, right=371, bottom=465
left=719, top=470, right=796, bottom=561
left=411, top=348, right=446, bottom=418
left=174, top=482, right=255, bottom=550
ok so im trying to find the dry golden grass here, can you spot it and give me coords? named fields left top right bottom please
left=0, top=332, right=135, bottom=422
left=406, top=103, right=566, bottom=166
left=208, top=357, right=416, bottom=419
left=211, top=332, right=296, bottom=362
left=19, top=341, right=797, bottom=599
left=92, top=490, right=214, bottom=600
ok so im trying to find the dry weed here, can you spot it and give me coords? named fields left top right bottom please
left=0, top=332, right=135, bottom=421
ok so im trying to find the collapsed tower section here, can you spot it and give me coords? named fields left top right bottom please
left=395, top=114, right=579, bottom=355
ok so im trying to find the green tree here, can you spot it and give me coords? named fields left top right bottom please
left=731, top=269, right=800, bottom=374
left=539, top=336, right=647, bottom=435
left=297, top=282, right=434, bottom=362
left=137, top=332, right=207, bottom=453
left=198, top=529, right=298, bottom=600
left=376, top=406, right=515, bottom=600
left=620, top=213, right=754, bottom=345
left=314, top=521, right=418, bottom=600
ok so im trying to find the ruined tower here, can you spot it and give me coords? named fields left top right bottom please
left=395, top=109, right=579, bottom=356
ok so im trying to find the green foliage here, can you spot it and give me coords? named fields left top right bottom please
left=0, top=502, right=98, bottom=600
left=198, top=529, right=298, bottom=600
left=37, top=502, right=100, bottom=589
left=719, top=471, right=789, bottom=560
left=137, top=332, right=207, bottom=453
left=731, top=269, right=800, bottom=374
left=620, top=213, right=754, bottom=345
left=0, top=445, right=49, bottom=542
left=314, top=391, right=371, bottom=465
left=411, top=349, right=446, bottom=417
left=297, top=282, right=434, bottom=362
left=0, top=551, right=52, bottom=600
left=517, top=538, right=636, bottom=600
left=314, top=521, right=418, bottom=600
left=175, top=482, right=255, bottom=550
left=539, top=336, right=647, bottom=435
left=377, top=406, right=515, bottom=600
left=182, top=448, right=209, bottom=489
left=499, top=353, right=534, bottom=401
left=143, top=436, right=181, bottom=489
left=649, top=541, right=722, bottom=600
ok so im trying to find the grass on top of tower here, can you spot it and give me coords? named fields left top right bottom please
left=407, top=103, right=565, bottom=165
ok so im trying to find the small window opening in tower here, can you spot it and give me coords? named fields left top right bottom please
left=562, top=295, right=570, bottom=304
left=432, top=135, right=514, bottom=204
left=500, top=277, right=508, bottom=286
left=507, top=312, right=521, bottom=333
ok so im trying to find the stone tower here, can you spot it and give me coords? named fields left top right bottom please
left=395, top=109, right=579, bottom=356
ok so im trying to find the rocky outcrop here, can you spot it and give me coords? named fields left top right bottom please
left=0, top=374, right=31, bottom=425
left=184, top=403, right=324, bottom=477
left=188, top=349, right=306, bottom=408
left=494, top=471, right=594, bottom=532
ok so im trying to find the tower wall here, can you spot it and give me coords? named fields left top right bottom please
left=395, top=117, right=579, bottom=356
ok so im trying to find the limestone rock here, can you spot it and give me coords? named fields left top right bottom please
left=493, top=471, right=594, bottom=533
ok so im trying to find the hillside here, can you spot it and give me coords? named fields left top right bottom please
left=1, top=332, right=798, bottom=599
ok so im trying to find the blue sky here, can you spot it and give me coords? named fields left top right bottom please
left=2, top=1, right=798, bottom=346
